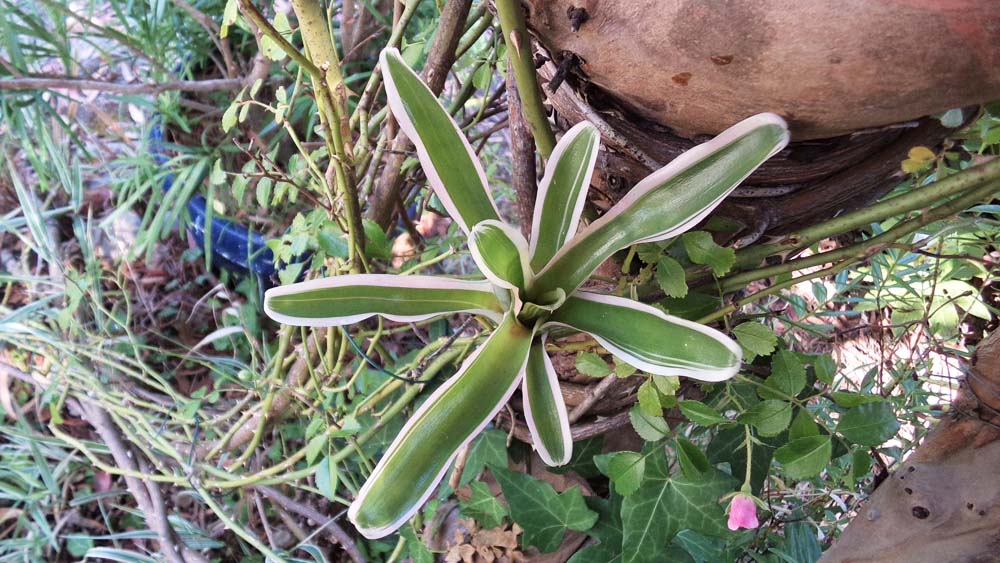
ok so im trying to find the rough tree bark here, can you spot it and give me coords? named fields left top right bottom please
left=516, top=0, right=1000, bottom=240
left=821, top=330, right=1000, bottom=563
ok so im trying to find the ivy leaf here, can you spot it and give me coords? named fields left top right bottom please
left=621, top=449, right=736, bottom=563
left=401, top=525, right=434, bottom=563
left=679, top=400, right=728, bottom=426
left=568, top=495, right=623, bottom=563
left=708, top=426, right=774, bottom=495
left=549, top=437, right=604, bottom=479
left=492, top=465, right=598, bottom=553
left=576, top=352, right=611, bottom=377
left=758, top=351, right=806, bottom=400
left=459, top=481, right=507, bottom=529
left=836, top=402, right=899, bottom=446
left=675, top=438, right=711, bottom=479
left=594, top=452, right=646, bottom=497
left=629, top=405, right=670, bottom=441
left=682, top=231, right=735, bottom=277
left=656, top=256, right=688, bottom=298
left=738, top=400, right=792, bottom=437
left=458, top=429, right=508, bottom=486
left=732, top=323, right=777, bottom=361
left=774, top=435, right=831, bottom=479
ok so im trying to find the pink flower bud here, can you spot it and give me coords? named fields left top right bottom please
left=727, top=494, right=759, bottom=531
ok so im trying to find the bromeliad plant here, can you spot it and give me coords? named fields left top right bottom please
left=264, top=48, right=789, bottom=538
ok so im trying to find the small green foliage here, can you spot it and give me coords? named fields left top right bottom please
left=774, top=436, right=832, bottom=479
left=739, top=400, right=792, bottom=437
left=590, top=452, right=641, bottom=497
left=682, top=231, right=735, bottom=277
left=628, top=405, right=671, bottom=441
left=758, top=350, right=807, bottom=400
left=656, top=256, right=689, bottom=298
left=575, top=351, right=612, bottom=377
left=837, top=402, right=900, bottom=446
left=678, top=400, right=728, bottom=426
left=732, top=322, right=778, bottom=361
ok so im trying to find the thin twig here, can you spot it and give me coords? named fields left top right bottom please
left=253, top=486, right=365, bottom=563
left=0, top=76, right=246, bottom=94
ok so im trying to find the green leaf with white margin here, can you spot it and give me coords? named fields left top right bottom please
left=380, top=48, right=500, bottom=234
left=522, top=336, right=573, bottom=466
left=492, top=465, right=599, bottom=553
left=530, top=121, right=601, bottom=270
left=468, top=220, right=532, bottom=292
left=264, top=274, right=504, bottom=326
left=348, top=314, right=534, bottom=538
left=529, top=113, right=789, bottom=299
left=547, top=292, right=741, bottom=381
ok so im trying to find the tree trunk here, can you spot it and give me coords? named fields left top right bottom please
left=820, top=329, right=1000, bottom=563
left=517, top=0, right=1000, bottom=241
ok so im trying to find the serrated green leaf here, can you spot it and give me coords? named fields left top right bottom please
left=759, top=351, right=806, bottom=400
left=682, top=231, right=735, bottom=277
left=739, top=400, right=792, bottom=437
left=788, top=409, right=819, bottom=441
left=492, top=465, right=598, bottom=553
left=629, top=405, right=670, bottom=441
left=774, top=435, right=831, bottom=479
left=575, top=351, right=611, bottom=377
left=656, top=256, right=688, bottom=298
left=679, top=400, right=728, bottom=426
left=615, top=361, right=637, bottom=378
left=316, top=456, right=338, bottom=501
left=459, top=481, right=507, bottom=528
left=305, top=434, right=326, bottom=465
left=732, top=322, right=777, bottom=360
left=830, top=392, right=883, bottom=408
left=813, top=354, right=837, bottom=385
left=637, top=380, right=663, bottom=417
left=594, top=452, right=646, bottom=497
left=836, top=402, right=899, bottom=446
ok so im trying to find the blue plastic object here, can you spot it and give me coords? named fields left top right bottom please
left=150, top=122, right=281, bottom=278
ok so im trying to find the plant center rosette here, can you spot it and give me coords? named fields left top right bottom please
left=263, top=48, right=789, bottom=539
